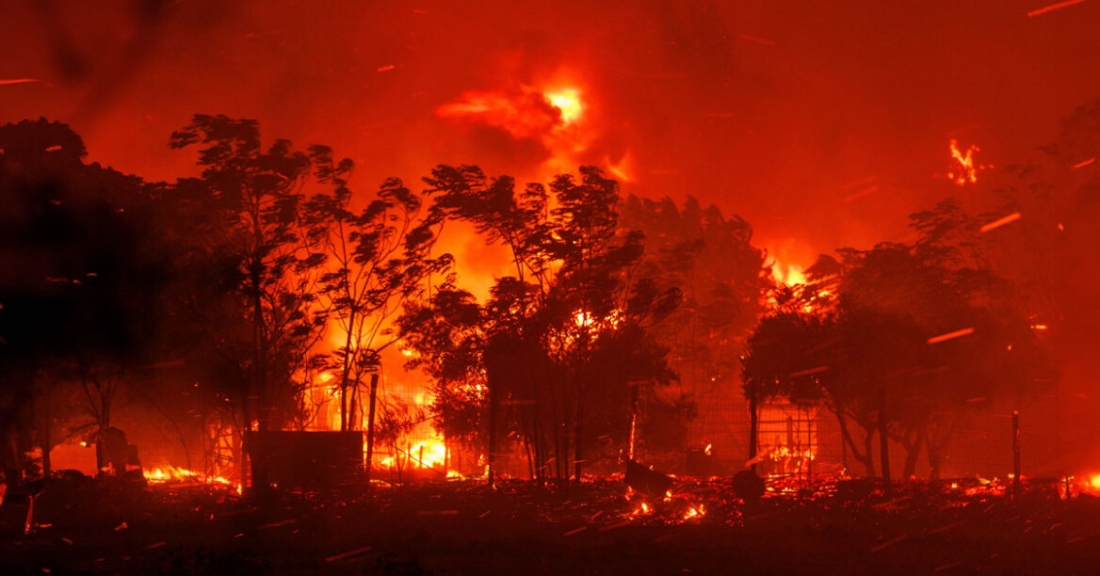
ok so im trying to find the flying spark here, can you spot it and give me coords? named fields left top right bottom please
left=1027, top=0, right=1087, bottom=18
left=979, top=212, right=1022, bottom=233
left=1073, top=158, right=1096, bottom=169
left=927, top=328, right=975, bottom=344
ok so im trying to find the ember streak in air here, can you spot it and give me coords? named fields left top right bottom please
left=980, top=211, right=1022, bottom=233
left=1027, top=0, right=1088, bottom=18
left=927, top=327, right=976, bottom=344
left=0, top=78, right=48, bottom=86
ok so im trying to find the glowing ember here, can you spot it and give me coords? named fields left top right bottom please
left=683, top=504, right=706, bottom=520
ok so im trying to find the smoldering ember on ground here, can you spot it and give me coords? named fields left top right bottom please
left=2, top=1, right=1100, bottom=575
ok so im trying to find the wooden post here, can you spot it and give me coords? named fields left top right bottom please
left=627, top=381, right=642, bottom=462
left=748, top=386, right=759, bottom=473
left=878, top=389, right=891, bottom=492
left=364, top=373, right=380, bottom=487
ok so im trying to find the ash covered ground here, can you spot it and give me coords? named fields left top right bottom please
left=3, top=476, right=1099, bottom=576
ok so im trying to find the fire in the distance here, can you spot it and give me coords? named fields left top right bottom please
left=946, top=139, right=991, bottom=186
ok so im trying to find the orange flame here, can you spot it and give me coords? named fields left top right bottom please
left=772, top=262, right=807, bottom=287
left=144, top=465, right=233, bottom=487
left=947, top=139, right=990, bottom=186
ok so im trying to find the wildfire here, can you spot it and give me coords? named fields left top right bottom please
left=772, top=262, right=807, bottom=287
left=683, top=504, right=706, bottom=520
left=144, top=466, right=233, bottom=486
left=437, top=78, right=632, bottom=182
left=379, top=438, right=448, bottom=470
left=545, top=88, right=583, bottom=125
left=946, top=139, right=990, bottom=186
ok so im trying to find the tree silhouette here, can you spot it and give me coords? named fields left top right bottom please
left=301, top=150, right=449, bottom=433
left=1, top=119, right=172, bottom=492
left=170, top=114, right=330, bottom=490
left=410, top=165, right=677, bottom=482
left=619, top=195, right=768, bottom=460
left=743, top=201, right=1051, bottom=479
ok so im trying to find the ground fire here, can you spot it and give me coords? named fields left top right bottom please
left=3, top=1, right=1100, bottom=575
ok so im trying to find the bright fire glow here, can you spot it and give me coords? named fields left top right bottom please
left=144, top=466, right=233, bottom=486
left=772, top=262, right=807, bottom=287
left=683, top=504, right=706, bottom=520
left=947, top=139, right=990, bottom=186
left=379, top=437, right=448, bottom=470
left=545, top=88, right=583, bottom=125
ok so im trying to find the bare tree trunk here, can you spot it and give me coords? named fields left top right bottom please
left=748, top=386, right=759, bottom=472
left=573, top=386, right=585, bottom=483
left=927, top=446, right=943, bottom=480
left=486, top=370, right=498, bottom=487
left=901, top=429, right=925, bottom=479
left=878, top=390, right=891, bottom=491
left=40, top=392, right=51, bottom=479
left=836, top=409, right=875, bottom=477
left=863, top=429, right=876, bottom=477
left=249, top=266, right=270, bottom=493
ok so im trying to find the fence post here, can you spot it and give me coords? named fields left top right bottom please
left=1012, top=410, right=1021, bottom=493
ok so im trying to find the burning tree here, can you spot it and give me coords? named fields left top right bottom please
left=743, top=202, right=1051, bottom=480
left=398, top=284, right=488, bottom=458
left=400, top=165, right=679, bottom=483
left=300, top=151, right=449, bottom=435
left=169, top=115, right=333, bottom=490
left=618, top=195, right=770, bottom=461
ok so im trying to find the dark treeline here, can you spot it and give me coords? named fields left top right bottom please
left=0, top=115, right=767, bottom=498
left=743, top=99, right=1100, bottom=481
left=3, top=99, right=1098, bottom=499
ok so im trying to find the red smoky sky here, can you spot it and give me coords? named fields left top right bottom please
left=2, top=0, right=1099, bottom=270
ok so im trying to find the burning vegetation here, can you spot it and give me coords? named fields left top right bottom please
left=2, top=1, right=1100, bottom=575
